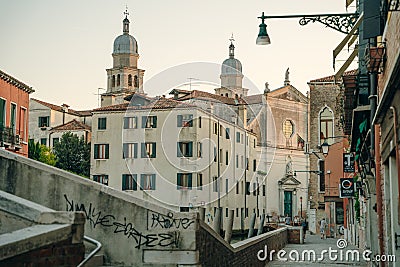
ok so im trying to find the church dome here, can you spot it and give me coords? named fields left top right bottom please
left=221, top=43, right=242, bottom=75
left=113, top=15, right=138, bottom=54
left=113, top=34, right=138, bottom=54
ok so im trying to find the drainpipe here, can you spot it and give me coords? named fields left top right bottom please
left=390, top=107, right=400, bottom=222
left=375, top=124, right=384, bottom=259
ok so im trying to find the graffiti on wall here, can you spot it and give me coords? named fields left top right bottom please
left=148, top=210, right=195, bottom=230
left=64, top=194, right=181, bottom=249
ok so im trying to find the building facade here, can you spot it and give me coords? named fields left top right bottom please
left=0, top=69, right=34, bottom=156
left=29, top=99, right=91, bottom=147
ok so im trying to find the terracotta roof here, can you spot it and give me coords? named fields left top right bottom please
left=92, top=97, right=196, bottom=112
left=50, top=119, right=90, bottom=132
left=124, top=92, right=154, bottom=102
left=243, top=94, right=264, bottom=104
left=309, top=69, right=358, bottom=83
left=0, top=69, right=34, bottom=93
left=32, top=98, right=91, bottom=117
left=176, top=90, right=246, bottom=105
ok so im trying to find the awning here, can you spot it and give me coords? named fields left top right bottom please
left=350, top=105, right=371, bottom=153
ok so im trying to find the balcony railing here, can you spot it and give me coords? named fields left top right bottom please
left=0, top=126, right=21, bottom=147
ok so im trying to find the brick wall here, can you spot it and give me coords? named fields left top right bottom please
left=196, top=222, right=287, bottom=267
left=0, top=237, right=84, bottom=267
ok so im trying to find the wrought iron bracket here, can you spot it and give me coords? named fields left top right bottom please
left=258, top=13, right=359, bottom=34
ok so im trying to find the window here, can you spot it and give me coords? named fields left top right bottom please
left=246, top=157, right=249, bottom=170
left=122, top=174, right=137, bottom=190
left=117, top=74, right=120, bottom=86
left=19, top=107, right=27, bottom=140
left=10, top=103, right=16, bottom=132
left=93, top=175, right=108, bottom=186
left=319, top=107, right=334, bottom=145
left=141, top=142, right=156, bottom=158
left=140, top=174, right=156, bottom=190
left=124, top=117, right=137, bottom=129
left=134, top=75, right=139, bottom=87
left=40, top=138, right=47, bottom=146
left=177, top=141, right=193, bottom=157
left=226, top=208, right=229, bottom=217
left=236, top=155, right=239, bottom=168
left=112, top=75, right=115, bottom=87
left=213, top=122, right=218, bottom=134
left=253, top=159, right=257, bottom=172
left=213, top=176, right=219, bottom=192
left=52, top=138, right=59, bottom=147
left=219, top=149, right=223, bottom=163
left=225, top=179, right=228, bottom=194
left=197, top=173, right=203, bottom=190
left=263, top=185, right=266, bottom=196
left=214, top=147, right=217, bottom=162
left=241, top=155, right=244, bottom=169
left=94, top=144, right=109, bottom=159
left=236, top=132, right=240, bottom=143
left=226, top=128, right=230, bottom=139
left=128, top=74, right=132, bottom=86
left=236, top=208, right=239, bottom=217
left=142, top=116, right=157, bottom=128
left=38, top=116, right=50, bottom=127
left=319, top=160, right=325, bottom=192
left=241, top=134, right=244, bottom=144
left=254, top=139, right=256, bottom=148
left=177, top=114, right=193, bottom=127
left=236, top=181, right=239, bottom=194
left=219, top=125, right=223, bottom=136
left=225, top=151, right=229, bottom=165
left=198, top=116, right=202, bottom=128
left=283, top=120, right=294, bottom=138
left=98, top=118, right=107, bottom=130
left=123, top=143, right=138, bottom=158
left=177, top=173, right=193, bottom=189
left=197, top=142, right=202, bottom=158
left=245, top=182, right=250, bottom=195
left=0, top=98, right=5, bottom=129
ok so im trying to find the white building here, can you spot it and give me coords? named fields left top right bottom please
left=29, top=98, right=91, bottom=147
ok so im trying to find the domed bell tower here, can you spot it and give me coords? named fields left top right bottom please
left=103, top=9, right=145, bottom=107
left=215, top=36, right=248, bottom=98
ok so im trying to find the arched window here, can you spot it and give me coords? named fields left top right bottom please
left=225, top=93, right=229, bottom=97
left=283, top=120, right=294, bottom=139
left=128, top=74, right=132, bottom=86
left=134, top=75, right=139, bottom=88
left=319, top=106, right=334, bottom=145
left=117, top=74, right=120, bottom=86
left=112, top=75, right=115, bottom=87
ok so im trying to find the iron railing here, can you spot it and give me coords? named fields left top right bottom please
left=0, top=126, right=21, bottom=146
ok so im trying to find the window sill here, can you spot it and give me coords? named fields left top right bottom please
left=94, top=158, right=108, bottom=161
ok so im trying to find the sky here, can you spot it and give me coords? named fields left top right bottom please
left=0, top=0, right=356, bottom=110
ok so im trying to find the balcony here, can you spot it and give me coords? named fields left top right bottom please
left=0, top=127, right=22, bottom=150
left=365, top=44, right=386, bottom=73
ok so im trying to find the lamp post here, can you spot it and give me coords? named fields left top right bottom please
left=256, top=12, right=359, bottom=45
left=300, top=196, right=303, bottom=219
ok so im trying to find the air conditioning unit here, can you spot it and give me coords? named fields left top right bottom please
left=15, top=134, right=20, bottom=145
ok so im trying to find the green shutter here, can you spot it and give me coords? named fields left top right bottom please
left=152, top=143, right=156, bottom=158
left=0, top=99, right=4, bottom=129
left=188, top=174, right=192, bottom=190
left=177, top=142, right=182, bottom=157
left=94, top=144, right=99, bottom=159
left=105, top=144, right=109, bottom=159
left=122, top=174, right=127, bottom=190
left=153, top=116, right=157, bottom=128
left=133, top=143, right=138, bottom=158
left=123, top=143, right=127, bottom=158
left=189, top=115, right=193, bottom=127
left=123, top=117, right=128, bottom=129
left=151, top=174, right=156, bottom=190
left=142, top=116, right=147, bottom=128
left=141, top=143, right=146, bottom=157
left=177, top=115, right=182, bottom=127
left=133, top=175, right=137, bottom=190
left=177, top=173, right=182, bottom=189
left=188, top=142, right=193, bottom=157
left=140, top=174, right=144, bottom=190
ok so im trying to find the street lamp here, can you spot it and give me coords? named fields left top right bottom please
left=256, top=12, right=359, bottom=45
left=321, top=140, right=330, bottom=156
left=256, top=12, right=271, bottom=45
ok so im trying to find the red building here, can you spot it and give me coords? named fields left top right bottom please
left=0, top=69, right=34, bottom=156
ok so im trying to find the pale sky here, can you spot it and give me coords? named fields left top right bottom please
left=0, top=0, right=356, bottom=110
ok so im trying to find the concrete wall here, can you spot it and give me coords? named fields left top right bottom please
left=0, top=148, right=197, bottom=266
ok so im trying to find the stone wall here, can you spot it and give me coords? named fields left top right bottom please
left=0, top=237, right=84, bottom=267
left=197, top=221, right=288, bottom=266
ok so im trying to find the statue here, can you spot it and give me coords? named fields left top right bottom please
left=284, top=68, right=290, bottom=86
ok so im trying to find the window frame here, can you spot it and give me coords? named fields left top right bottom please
left=98, top=117, right=107, bottom=130
left=177, top=141, right=193, bottom=158
left=177, top=173, right=193, bottom=190
left=122, top=174, right=137, bottom=190
left=123, top=116, right=138, bottom=129
left=94, top=144, right=110, bottom=159
left=141, top=142, right=156, bottom=158
left=140, top=174, right=156, bottom=190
